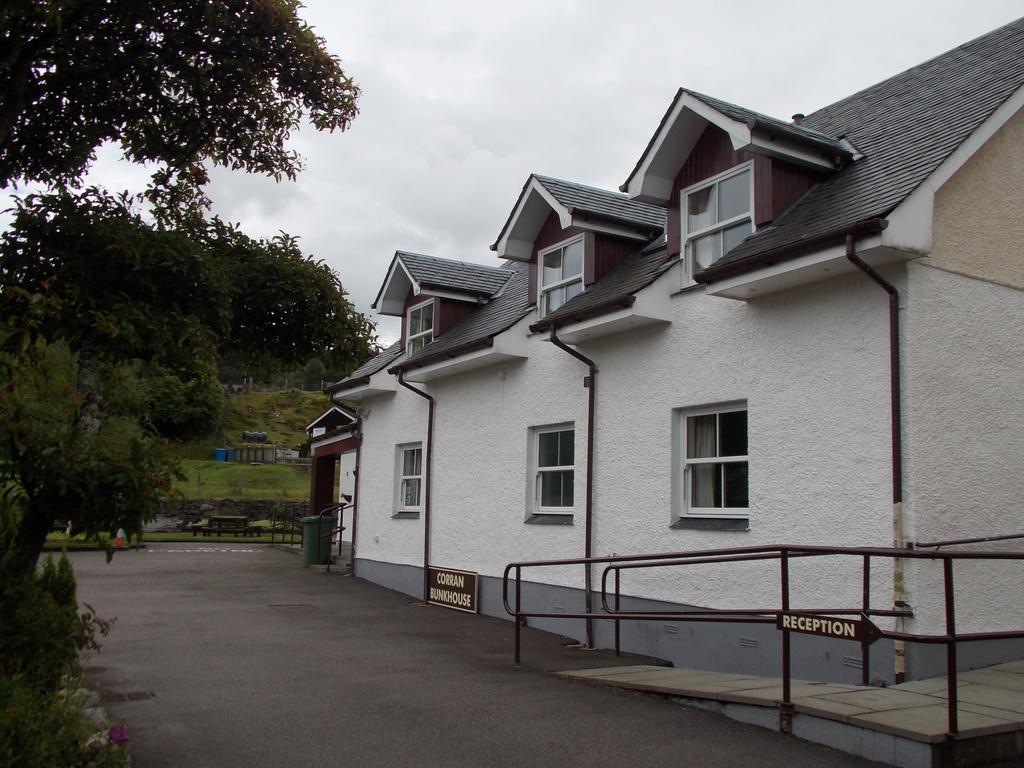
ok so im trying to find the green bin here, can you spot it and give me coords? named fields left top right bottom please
left=301, top=515, right=333, bottom=566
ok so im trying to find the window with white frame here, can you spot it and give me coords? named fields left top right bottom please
left=532, top=426, right=575, bottom=515
left=406, top=301, right=433, bottom=355
left=396, top=443, right=423, bottom=513
left=682, top=406, right=748, bottom=516
left=683, top=165, right=753, bottom=274
left=539, top=238, right=584, bottom=317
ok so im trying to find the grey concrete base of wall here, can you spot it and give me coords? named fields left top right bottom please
left=354, top=557, right=895, bottom=684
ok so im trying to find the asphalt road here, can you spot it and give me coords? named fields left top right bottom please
left=71, top=544, right=880, bottom=768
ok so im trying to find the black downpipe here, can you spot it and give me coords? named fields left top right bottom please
left=845, top=235, right=903, bottom=505
left=398, top=374, right=435, bottom=604
left=549, top=329, right=596, bottom=649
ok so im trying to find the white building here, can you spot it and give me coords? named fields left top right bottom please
left=312, top=19, right=1024, bottom=684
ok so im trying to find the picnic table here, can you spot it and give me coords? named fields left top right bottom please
left=191, top=515, right=257, bottom=537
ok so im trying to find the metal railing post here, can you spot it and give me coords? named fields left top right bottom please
left=780, top=548, right=793, bottom=733
left=862, top=554, right=871, bottom=686
left=614, top=568, right=621, bottom=657
left=515, top=566, right=522, bottom=665
left=944, top=557, right=959, bottom=737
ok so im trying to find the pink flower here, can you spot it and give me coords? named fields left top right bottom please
left=108, top=724, right=129, bottom=744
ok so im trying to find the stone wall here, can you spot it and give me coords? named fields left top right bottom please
left=158, top=498, right=309, bottom=521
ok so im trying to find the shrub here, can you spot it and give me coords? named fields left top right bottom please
left=0, top=677, right=128, bottom=768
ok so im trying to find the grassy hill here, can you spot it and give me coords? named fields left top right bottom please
left=221, top=389, right=330, bottom=448
left=173, top=458, right=310, bottom=500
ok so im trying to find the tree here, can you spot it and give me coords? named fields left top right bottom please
left=0, top=0, right=374, bottom=584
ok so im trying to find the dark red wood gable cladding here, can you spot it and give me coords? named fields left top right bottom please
left=398, top=290, right=475, bottom=350
left=527, top=210, right=639, bottom=303
left=666, top=126, right=822, bottom=257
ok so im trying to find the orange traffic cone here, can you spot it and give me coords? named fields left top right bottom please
left=113, top=528, right=126, bottom=549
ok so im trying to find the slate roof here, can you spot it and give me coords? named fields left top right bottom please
left=700, top=17, right=1024, bottom=279
left=398, top=251, right=511, bottom=297
left=390, top=262, right=532, bottom=371
left=327, top=341, right=403, bottom=392
left=683, top=89, right=849, bottom=153
left=531, top=237, right=675, bottom=332
left=534, top=175, right=666, bottom=230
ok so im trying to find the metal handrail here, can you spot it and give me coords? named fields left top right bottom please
left=502, top=537, right=1024, bottom=739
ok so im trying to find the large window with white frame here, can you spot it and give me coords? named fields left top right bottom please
left=530, top=425, right=575, bottom=517
left=682, top=164, right=753, bottom=275
left=406, top=300, right=434, bottom=355
left=539, top=237, right=584, bottom=317
left=680, top=405, right=748, bottom=516
left=395, top=443, right=423, bottom=514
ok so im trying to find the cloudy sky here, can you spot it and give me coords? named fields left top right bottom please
left=7, top=1, right=1023, bottom=346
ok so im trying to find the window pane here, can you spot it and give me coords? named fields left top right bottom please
left=403, top=447, right=421, bottom=477
left=723, top=220, right=752, bottom=255
left=687, top=185, right=716, bottom=231
left=545, top=286, right=565, bottom=313
left=687, top=414, right=717, bottom=458
left=542, top=250, right=562, bottom=286
left=558, top=429, right=574, bottom=466
left=564, top=280, right=583, bottom=302
left=563, top=240, right=583, bottom=278
left=402, top=478, right=421, bottom=507
left=538, top=431, right=560, bottom=467
left=420, top=306, right=433, bottom=331
left=691, top=463, right=721, bottom=508
left=541, top=470, right=573, bottom=508
left=719, top=410, right=747, bottom=457
left=692, top=232, right=722, bottom=270
left=718, top=170, right=751, bottom=221
left=409, top=311, right=422, bottom=336
left=724, top=462, right=748, bottom=508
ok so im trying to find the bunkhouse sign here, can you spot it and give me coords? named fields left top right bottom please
left=428, top=566, right=478, bottom=614
left=777, top=612, right=883, bottom=645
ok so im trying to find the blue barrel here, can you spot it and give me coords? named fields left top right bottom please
left=226, top=448, right=238, bottom=462
left=214, top=448, right=228, bottom=462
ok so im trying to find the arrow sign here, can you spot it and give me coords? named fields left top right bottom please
left=777, top=612, right=884, bottom=645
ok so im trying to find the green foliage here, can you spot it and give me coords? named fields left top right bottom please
left=174, top=459, right=310, bottom=500
left=0, top=678, right=128, bottom=768
left=0, top=0, right=375, bottom=580
left=0, top=0, right=360, bottom=206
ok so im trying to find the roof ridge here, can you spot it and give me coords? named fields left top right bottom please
left=805, top=16, right=1024, bottom=122
left=682, top=88, right=841, bottom=141
left=396, top=250, right=508, bottom=274
left=533, top=173, right=656, bottom=204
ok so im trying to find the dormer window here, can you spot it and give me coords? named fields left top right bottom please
left=683, top=164, right=753, bottom=274
left=539, top=237, right=584, bottom=317
left=407, top=300, right=434, bottom=355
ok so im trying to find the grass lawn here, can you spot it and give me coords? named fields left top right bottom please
left=174, top=459, right=310, bottom=500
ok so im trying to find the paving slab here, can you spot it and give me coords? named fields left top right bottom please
left=990, top=660, right=1024, bottom=675
left=794, top=695, right=878, bottom=721
left=850, top=704, right=1019, bottom=743
left=954, top=684, right=1024, bottom=714
left=723, top=683, right=860, bottom=706
left=814, top=687, right=942, bottom=712
left=958, top=668, right=1024, bottom=692
left=892, top=677, right=971, bottom=695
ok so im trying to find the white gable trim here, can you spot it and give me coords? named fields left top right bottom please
left=884, top=83, right=1024, bottom=254
left=372, top=253, right=420, bottom=316
left=493, top=177, right=573, bottom=261
left=624, top=91, right=838, bottom=203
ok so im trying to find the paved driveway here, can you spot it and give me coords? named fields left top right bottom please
left=71, top=545, right=878, bottom=768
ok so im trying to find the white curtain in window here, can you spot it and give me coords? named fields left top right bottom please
left=692, top=417, right=717, bottom=508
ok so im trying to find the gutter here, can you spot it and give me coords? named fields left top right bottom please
left=844, top=233, right=907, bottom=683
left=530, top=296, right=636, bottom=333
left=389, top=337, right=494, bottom=374
left=548, top=329, right=596, bottom=649
left=397, top=373, right=435, bottom=604
left=325, top=375, right=370, bottom=394
left=694, top=218, right=887, bottom=284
